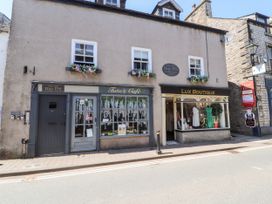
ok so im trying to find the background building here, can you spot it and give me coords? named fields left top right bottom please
left=186, top=0, right=272, bottom=136
left=1, top=0, right=229, bottom=157
left=0, top=13, right=10, bottom=129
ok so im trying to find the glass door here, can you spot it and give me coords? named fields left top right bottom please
left=71, top=96, right=97, bottom=152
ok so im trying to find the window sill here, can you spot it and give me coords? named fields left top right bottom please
left=175, top=128, right=230, bottom=133
left=100, top=134, right=149, bottom=139
left=66, top=64, right=102, bottom=75
left=128, top=70, right=156, bottom=79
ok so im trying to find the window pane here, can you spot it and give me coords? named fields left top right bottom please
left=75, top=55, right=84, bottom=62
left=139, top=121, right=148, bottom=134
left=75, top=112, right=84, bottom=124
left=139, top=110, right=147, bottom=120
left=75, top=125, right=84, bottom=137
left=85, top=50, right=93, bottom=56
left=85, top=44, right=93, bottom=50
left=85, top=57, right=94, bottom=63
left=138, top=97, right=148, bottom=109
left=75, top=49, right=84, bottom=55
left=196, top=69, right=201, bottom=76
left=127, top=97, right=137, bottom=109
left=190, top=69, right=195, bottom=75
left=134, top=50, right=141, bottom=59
left=76, top=43, right=84, bottom=50
left=127, top=122, right=138, bottom=134
left=141, top=63, right=148, bottom=71
left=141, top=51, right=148, bottom=60
left=134, top=62, right=141, bottom=70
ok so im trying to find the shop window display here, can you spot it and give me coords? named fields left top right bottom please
left=101, top=95, right=149, bottom=136
left=176, top=97, right=229, bottom=131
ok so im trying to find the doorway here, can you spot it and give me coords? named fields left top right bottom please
left=166, top=98, right=175, bottom=141
left=71, top=96, right=97, bottom=152
left=37, top=95, right=67, bottom=156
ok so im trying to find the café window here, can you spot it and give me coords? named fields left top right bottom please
left=188, top=56, right=204, bottom=77
left=132, top=47, right=152, bottom=72
left=101, top=95, right=149, bottom=136
left=71, top=39, right=97, bottom=66
left=176, top=96, right=230, bottom=131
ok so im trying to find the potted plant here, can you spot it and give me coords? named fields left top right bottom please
left=211, top=103, right=223, bottom=128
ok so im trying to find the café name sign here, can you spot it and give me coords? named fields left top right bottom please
left=103, top=87, right=150, bottom=95
left=42, top=84, right=64, bottom=93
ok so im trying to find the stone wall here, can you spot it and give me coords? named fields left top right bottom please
left=186, top=1, right=272, bottom=135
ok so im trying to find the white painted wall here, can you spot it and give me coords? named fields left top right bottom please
left=0, top=32, right=9, bottom=128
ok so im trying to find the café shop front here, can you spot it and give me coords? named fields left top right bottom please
left=28, top=82, right=153, bottom=157
left=160, top=85, right=231, bottom=145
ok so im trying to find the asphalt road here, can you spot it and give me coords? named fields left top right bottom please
left=1, top=146, right=272, bottom=204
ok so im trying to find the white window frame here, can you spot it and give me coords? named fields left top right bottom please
left=103, top=0, right=120, bottom=7
left=71, top=39, right=97, bottom=66
left=131, top=47, right=152, bottom=72
left=162, top=8, right=176, bottom=19
left=188, top=56, right=205, bottom=77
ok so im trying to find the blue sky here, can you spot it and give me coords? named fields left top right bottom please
left=0, top=0, right=271, bottom=19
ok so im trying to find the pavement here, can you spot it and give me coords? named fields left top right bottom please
left=0, top=134, right=272, bottom=178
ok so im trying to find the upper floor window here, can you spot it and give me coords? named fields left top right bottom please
left=104, top=0, right=120, bottom=7
left=188, top=56, right=204, bottom=77
left=162, top=8, right=175, bottom=19
left=131, top=47, right=152, bottom=72
left=71, top=39, right=97, bottom=66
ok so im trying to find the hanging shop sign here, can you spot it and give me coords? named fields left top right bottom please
left=252, top=63, right=266, bottom=76
left=162, top=64, right=180, bottom=77
left=245, top=109, right=256, bottom=128
left=240, top=80, right=256, bottom=107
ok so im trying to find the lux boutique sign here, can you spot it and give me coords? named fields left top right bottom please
left=181, top=89, right=216, bottom=95
left=101, top=87, right=150, bottom=95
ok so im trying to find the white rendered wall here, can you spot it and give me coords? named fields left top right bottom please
left=0, top=32, right=9, bottom=129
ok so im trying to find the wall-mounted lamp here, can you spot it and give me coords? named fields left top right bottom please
left=246, top=42, right=259, bottom=66
left=23, top=66, right=36, bottom=75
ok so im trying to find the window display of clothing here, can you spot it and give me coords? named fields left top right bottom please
left=192, top=107, right=200, bottom=127
left=205, top=106, right=214, bottom=128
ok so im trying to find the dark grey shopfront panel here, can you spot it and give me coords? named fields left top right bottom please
left=37, top=95, right=66, bottom=155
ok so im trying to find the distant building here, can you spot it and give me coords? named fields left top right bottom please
left=186, top=0, right=272, bottom=136
left=152, top=0, right=183, bottom=20
left=0, top=13, right=10, bottom=131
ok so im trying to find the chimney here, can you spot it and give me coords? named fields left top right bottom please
left=192, top=4, right=197, bottom=10
left=202, top=0, right=212, bottom=17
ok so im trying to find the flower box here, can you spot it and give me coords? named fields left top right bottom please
left=187, top=76, right=208, bottom=84
left=128, top=69, right=156, bottom=79
left=66, top=64, right=102, bottom=75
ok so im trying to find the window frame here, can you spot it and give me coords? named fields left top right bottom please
left=188, top=56, right=205, bottom=77
left=71, top=39, right=98, bottom=66
left=131, top=47, right=153, bottom=72
left=162, top=8, right=176, bottom=19
left=100, top=95, right=150, bottom=137
left=103, top=0, right=120, bottom=7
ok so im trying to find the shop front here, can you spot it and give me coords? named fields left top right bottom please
left=161, top=85, right=231, bottom=144
left=28, top=82, right=153, bottom=157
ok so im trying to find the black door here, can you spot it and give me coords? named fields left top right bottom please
left=37, top=95, right=66, bottom=156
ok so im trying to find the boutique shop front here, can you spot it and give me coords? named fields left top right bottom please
left=161, top=85, right=231, bottom=144
left=29, top=82, right=153, bottom=157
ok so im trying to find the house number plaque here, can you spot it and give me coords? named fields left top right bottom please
left=162, top=64, right=180, bottom=77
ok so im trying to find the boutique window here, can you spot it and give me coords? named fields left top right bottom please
left=101, top=95, right=149, bottom=136
left=132, top=47, right=152, bottom=72
left=176, top=96, right=230, bottom=131
left=189, top=56, right=204, bottom=77
left=71, top=39, right=97, bottom=66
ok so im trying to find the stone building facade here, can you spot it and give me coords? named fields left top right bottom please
left=186, top=0, right=272, bottom=136
left=1, top=0, right=230, bottom=158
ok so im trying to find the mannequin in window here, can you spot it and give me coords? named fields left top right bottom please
left=205, top=105, right=214, bottom=128
left=192, top=106, right=200, bottom=128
